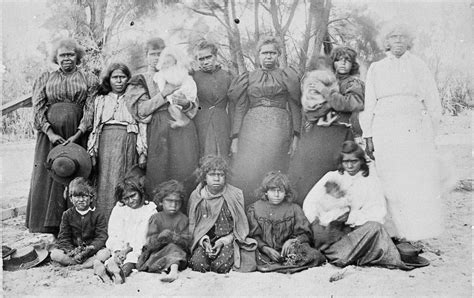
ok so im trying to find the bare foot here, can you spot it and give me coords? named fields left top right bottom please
left=160, top=272, right=178, bottom=283
left=93, top=260, right=109, bottom=283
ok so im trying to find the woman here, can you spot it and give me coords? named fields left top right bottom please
left=87, top=62, right=147, bottom=219
left=26, top=38, right=98, bottom=234
left=192, top=40, right=234, bottom=158
left=128, top=38, right=199, bottom=201
left=228, top=36, right=301, bottom=206
left=303, top=141, right=411, bottom=269
left=360, top=23, right=443, bottom=242
left=289, top=46, right=364, bottom=205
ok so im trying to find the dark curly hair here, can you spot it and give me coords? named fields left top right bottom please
left=153, top=180, right=185, bottom=204
left=51, top=38, right=85, bottom=66
left=115, top=177, right=149, bottom=207
left=68, top=177, right=95, bottom=207
left=336, top=141, right=369, bottom=177
left=97, top=62, right=131, bottom=95
left=330, top=46, right=360, bottom=76
left=255, top=171, right=296, bottom=203
left=195, top=155, right=230, bottom=185
left=145, top=37, right=166, bottom=54
left=193, top=39, right=218, bottom=57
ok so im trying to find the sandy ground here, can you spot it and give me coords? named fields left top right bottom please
left=1, top=114, right=472, bottom=296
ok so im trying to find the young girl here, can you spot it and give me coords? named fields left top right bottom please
left=247, top=171, right=326, bottom=273
left=137, top=180, right=190, bottom=282
left=94, top=177, right=157, bottom=283
left=153, top=47, right=197, bottom=128
left=51, top=177, right=109, bottom=268
left=188, top=155, right=257, bottom=273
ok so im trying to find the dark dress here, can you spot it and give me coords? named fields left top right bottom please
left=228, top=68, right=301, bottom=206
left=137, top=211, right=190, bottom=273
left=136, top=71, right=199, bottom=203
left=26, top=69, right=98, bottom=234
left=192, top=67, right=233, bottom=158
left=289, top=74, right=364, bottom=205
left=247, top=200, right=325, bottom=272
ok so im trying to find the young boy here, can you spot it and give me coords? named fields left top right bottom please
left=50, top=177, right=109, bottom=268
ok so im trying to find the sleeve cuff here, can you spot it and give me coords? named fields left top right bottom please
left=41, top=122, right=51, bottom=134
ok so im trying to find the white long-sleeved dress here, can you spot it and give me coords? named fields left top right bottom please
left=359, top=51, right=443, bottom=241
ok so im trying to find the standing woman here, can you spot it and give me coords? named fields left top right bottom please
left=192, top=40, right=234, bottom=158
left=87, top=62, right=147, bottom=219
left=360, top=24, right=443, bottom=242
left=289, top=46, right=364, bottom=205
left=228, top=36, right=301, bottom=206
left=26, top=38, right=98, bottom=234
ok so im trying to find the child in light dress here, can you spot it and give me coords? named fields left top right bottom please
left=153, top=47, right=197, bottom=128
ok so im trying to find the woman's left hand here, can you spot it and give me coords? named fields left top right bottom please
left=63, top=130, right=82, bottom=146
left=288, top=135, right=299, bottom=156
left=281, top=238, right=299, bottom=257
left=170, top=92, right=189, bottom=108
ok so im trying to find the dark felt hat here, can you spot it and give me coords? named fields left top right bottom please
left=396, top=242, right=430, bottom=268
left=46, top=143, right=92, bottom=185
left=3, top=247, right=49, bottom=271
left=2, top=246, right=17, bottom=259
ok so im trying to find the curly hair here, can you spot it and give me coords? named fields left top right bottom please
left=330, top=46, right=360, bottom=76
left=145, top=37, right=166, bottom=53
left=195, top=155, right=230, bottom=185
left=379, top=22, right=415, bottom=52
left=97, top=62, right=132, bottom=95
left=336, top=141, right=370, bottom=177
left=115, top=177, right=149, bottom=206
left=193, top=39, right=218, bottom=57
left=257, top=36, right=282, bottom=55
left=153, top=180, right=186, bottom=204
left=255, top=171, right=296, bottom=203
left=68, top=177, right=95, bottom=207
left=51, top=38, right=85, bottom=66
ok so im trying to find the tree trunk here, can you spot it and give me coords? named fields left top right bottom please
left=305, top=0, right=332, bottom=71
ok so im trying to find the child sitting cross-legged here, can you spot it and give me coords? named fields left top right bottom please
left=137, top=180, right=191, bottom=283
left=50, top=177, right=110, bottom=268
left=247, top=171, right=326, bottom=273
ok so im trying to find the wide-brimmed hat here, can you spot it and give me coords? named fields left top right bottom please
left=2, top=246, right=17, bottom=259
left=3, top=246, right=49, bottom=271
left=396, top=242, right=430, bottom=268
left=46, top=143, right=92, bottom=185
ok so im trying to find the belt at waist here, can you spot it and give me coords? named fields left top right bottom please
left=249, top=97, right=287, bottom=110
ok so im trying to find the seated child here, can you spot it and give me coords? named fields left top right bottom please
left=137, top=180, right=190, bottom=283
left=50, top=177, right=109, bottom=268
left=188, top=155, right=257, bottom=274
left=93, top=177, right=157, bottom=284
left=153, top=47, right=197, bottom=128
left=247, top=171, right=326, bottom=273
left=316, top=180, right=350, bottom=227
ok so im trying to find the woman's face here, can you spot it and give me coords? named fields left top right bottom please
left=259, top=43, right=279, bottom=70
left=57, top=47, right=77, bottom=73
left=196, top=48, right=217, bottom=72
left=122, top=189, right=143, bottom=209
left=161, top=193, right=182, bottom=215
left=387, top=29, right=409, bottom=58
left=334, top=55, right=352, bottom=75
left=341, top=153, right=362, bottom=176
left=266, top=187, right=286, bottom=205
left=110, top=69, right=129, bottom=94
left=205, top=170, right=226, bottom=194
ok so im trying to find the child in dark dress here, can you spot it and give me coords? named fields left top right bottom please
left=137, top=180, right=190, bottom=282
left=247, top=171, right=326, bottom=273
left=50, top=177, right=109, bottom=268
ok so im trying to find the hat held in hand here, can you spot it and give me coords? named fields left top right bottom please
left=3, top=246, right=49, bottom=271
left=46, top=143, right=92, bottom=185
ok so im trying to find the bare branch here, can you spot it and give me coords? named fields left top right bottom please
left=282, top=0, right=299, bottom=34
left=327, top=16, right=350, bottom=25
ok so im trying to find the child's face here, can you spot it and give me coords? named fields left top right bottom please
left=205, top=170, right=226, bottom=194
left=334, top=55, right=352, bottom=75
left=161, top=193, right=182, bottom=215
left=326, top=184, right=345, bottom=199
left=160, top=54, right=177, bottom=70
left=266, top=187, right=286, bottom=205
left=70, top=191, right=92, bottom=212
left=341, top=153, right=362, bottom=176
left=122, top=189, right=143, bottom=209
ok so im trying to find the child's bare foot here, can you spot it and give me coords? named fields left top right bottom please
left=160, top=264, right=178, bottom=283
left=93, top=260, right=109, bottom=283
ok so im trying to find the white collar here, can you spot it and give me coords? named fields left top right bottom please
left=75, top=207, right=94, bottom=215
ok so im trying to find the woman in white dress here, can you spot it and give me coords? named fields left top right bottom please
left=360, top=23, right=443, bottom=242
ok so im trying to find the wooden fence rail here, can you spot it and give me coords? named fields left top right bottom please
left=1, top=95, right=32, bottom=116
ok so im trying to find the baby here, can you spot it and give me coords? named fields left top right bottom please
left=316, top=180, right=350, bottom=226
left=153, top=47, right=197, bottom=128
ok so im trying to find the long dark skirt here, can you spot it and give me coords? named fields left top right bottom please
left=322, top=221, right=411, bottom=270
left=96, top=125, right=137, bottom=219
left=289, top=124, right=353, bottom=206
left=26, top=103, right=86, bottom=234
left=145, top=110, right=199, bottom=208
left=230, top=107, right=292, bottom=206
left=194, top=107, right=231, bottom=158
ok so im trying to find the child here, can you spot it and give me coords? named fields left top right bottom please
left=94, top=177, right=157, bottom=284
left=153, top=47, right=197, bottom=128
left=137, top=180, right=190, bottom=283
left=247, top=171, right=326, bottom=273
left=188, top=155, right=257, bottom=273
left=50, top=177, right=109, bottom=268
left=315, top=180, right=351, bottom=227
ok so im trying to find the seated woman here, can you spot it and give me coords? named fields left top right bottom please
left=247, top=171, right=326, bottom=273
left=188, top=155, right=257, bottom=273
left=303, top=141, right=412, bottom=270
